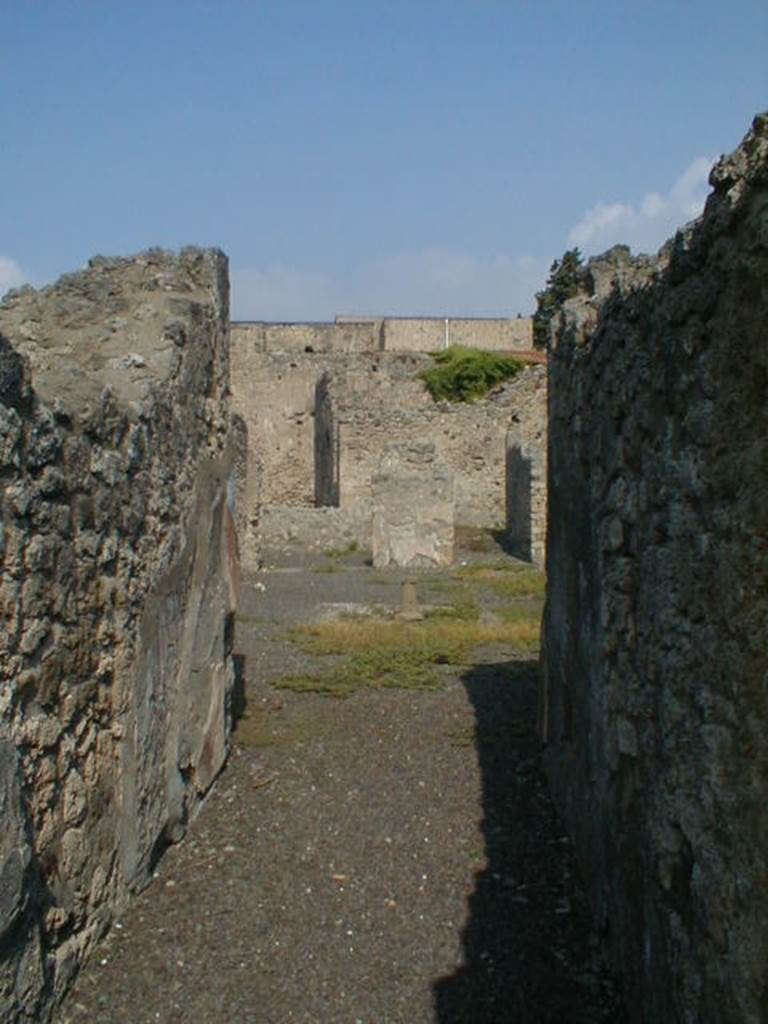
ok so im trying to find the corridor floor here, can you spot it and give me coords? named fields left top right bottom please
left=56, top=546, right=625, bottom=1024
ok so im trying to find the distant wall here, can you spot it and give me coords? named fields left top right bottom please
left=232, top=316, right=533, bottom=355
left=381, top=316, right=532, bottom=352
left=320, top=365, right=547, bottom=529
left=0, top=249, right=238, bottom=1023
left=542, top=114, right=768, bottom=1023
left=231, top=320, right=382, bottom=354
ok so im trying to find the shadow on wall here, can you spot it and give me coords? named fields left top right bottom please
left=432, top=660, right=626, bottom=1024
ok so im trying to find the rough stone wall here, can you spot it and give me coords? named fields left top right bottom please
left=321, top=365, right=547, bottom=529
left=541, top=115, right=768, bottom=1023
left=229, top=349, right=319, bottom=510
left=0, top=249, right=238, bottom=1022
left=258, top=504, right=372, bottom=556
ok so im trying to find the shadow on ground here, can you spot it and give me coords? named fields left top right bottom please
left=433, top=659, right=625, bottom=1024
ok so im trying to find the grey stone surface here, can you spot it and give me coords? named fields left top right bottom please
left=0, top=248, right=238, bottom=1022
left=372, top=443, right=454, bottom=568
left=541, top=113, right=768, bottom=1023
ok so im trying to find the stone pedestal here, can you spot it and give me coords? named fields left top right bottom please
left=372, top=443, right=454, bottom=568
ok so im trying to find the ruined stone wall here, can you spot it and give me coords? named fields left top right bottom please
left=229, top=325, right=546, bottom=572
left=321, top=365, right=547, bottom=529
left=0, top=249, right=238, bottom=1022
left=541, top=115, right=768, bottom=1023
left=229, top=339, right=433, bottom=570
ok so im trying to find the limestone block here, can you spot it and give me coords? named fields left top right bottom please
left=372, top=443, right=454, bottom=568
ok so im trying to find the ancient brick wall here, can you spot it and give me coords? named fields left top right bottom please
left=541, top=115, right=768, bottom=1023
left=0, top=249, right=238, bottom=1022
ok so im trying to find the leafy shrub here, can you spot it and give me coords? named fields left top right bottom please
left=421, top=345, right=523, bottom=403
left=532, top=247, right=583, bottom=349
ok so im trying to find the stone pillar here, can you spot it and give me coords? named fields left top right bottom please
left=372, top=442, right=454, bottom=568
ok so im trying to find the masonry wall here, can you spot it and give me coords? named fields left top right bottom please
left=231, top=320, right=381, bottom=354
left=505, top=429, right=547, bottom=567
left=541, top=114, right=768, bottom=1023
left=0, top=249, right=238, bottom=1023
left=321, top=365, right=547, bottom=529
left=232, top=316, right=533, bottom=355
left=381, top=316, right=532, bottom=352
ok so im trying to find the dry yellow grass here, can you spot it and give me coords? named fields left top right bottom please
left=291, top=616, right=538, bottom=657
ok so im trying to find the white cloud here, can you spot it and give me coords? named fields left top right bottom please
left=568, top=156, right=714, bottom=256
left=0, top=256, right=27, bottom=297
left=231, top=248, right=544, bottom=321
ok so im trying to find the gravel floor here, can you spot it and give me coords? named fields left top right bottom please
left=55, top=549, right=626, bottom=1024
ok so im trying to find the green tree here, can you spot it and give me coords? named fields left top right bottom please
left=532, top=247, right=583, bottom=349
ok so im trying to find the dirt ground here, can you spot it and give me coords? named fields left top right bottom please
left=55, top=541, right=626, bottom=1024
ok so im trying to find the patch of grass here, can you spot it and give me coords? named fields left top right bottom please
left=497, top=600, right=544, bottom=623
left=276, top=647, right=446, bottom=698
left=423, top=595, right=479, bottom=621
left=491, top=613, right=542, bottom=651
left=278, top=611, right=539, bottom=698
left=422, top=346, right=523, bottom=403
left=312, top=563, right=338, bottom=574
left=486, top=570, right=546, bottom=599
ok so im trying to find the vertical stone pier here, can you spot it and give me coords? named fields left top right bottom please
left=372, top=442, right=454, bottom=568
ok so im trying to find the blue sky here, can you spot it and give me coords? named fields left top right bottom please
left=1, top=1, right=766, bottom=319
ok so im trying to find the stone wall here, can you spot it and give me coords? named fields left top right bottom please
left=258, top=504, right=372, bottom=556
left=381, top=316, right=532, bottom=352
left=0, top=249, right=238, bottom=1022
left=541, top=114, right=768, bottom=1023
left=505, top=429, right=547, bottom=567
left=229, top=338, right=433, bottom=570
left=320, top=364, right=547, bottom=530
left=232, top=315, right=533, bottom=355
left=231, top=320, right=381, bottom=354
